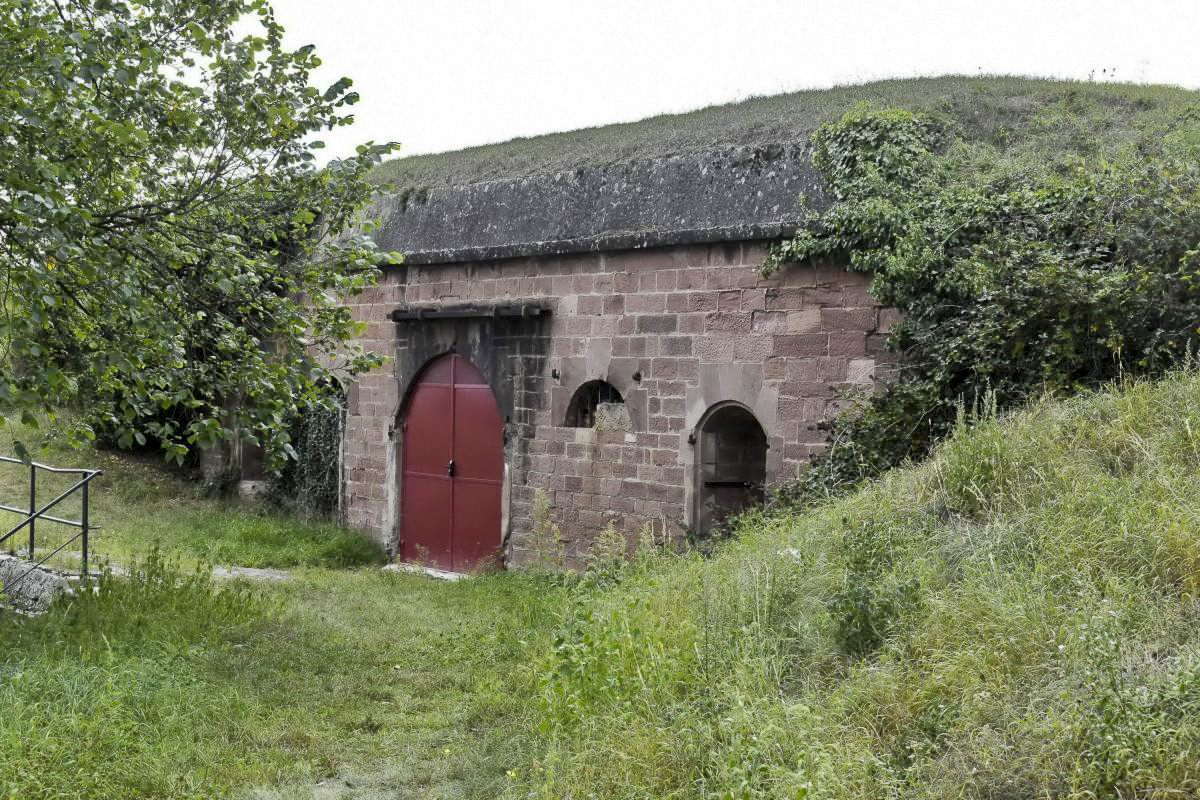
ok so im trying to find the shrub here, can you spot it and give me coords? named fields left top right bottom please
left=768, top=104, right=1200, bottom=502
left=264, top=385, right=347, bottom=520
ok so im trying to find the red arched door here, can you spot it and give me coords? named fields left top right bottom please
left=400, top=354, right=504, bottom=572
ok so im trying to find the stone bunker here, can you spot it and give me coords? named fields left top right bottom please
left=259, top=116, right=902, bottom=571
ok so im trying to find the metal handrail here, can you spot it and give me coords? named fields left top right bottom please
left=1, top=473, right=101, bottom=542
left=0, top=503, right=84, bottom=528
left=0, top=456, right=100, bottom=593
left=0, top=455, right=101, bottom=474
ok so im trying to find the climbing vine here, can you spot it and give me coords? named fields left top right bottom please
left=768, top=104, right=1200, bottom=503
left=264, top=387, right=346, bottom=520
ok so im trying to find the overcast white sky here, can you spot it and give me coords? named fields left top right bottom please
left=267, top=0, right=1200, bottom=159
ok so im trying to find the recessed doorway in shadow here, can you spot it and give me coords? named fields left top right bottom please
left=693, top=403, right=768, bottom=536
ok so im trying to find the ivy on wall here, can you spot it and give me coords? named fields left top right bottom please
left=264, top=389, right=346, bottom=520
left=768, top=104, right=1200, bottom=503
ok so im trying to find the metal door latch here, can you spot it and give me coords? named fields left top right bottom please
left=446, top=459, right=456, bottom=477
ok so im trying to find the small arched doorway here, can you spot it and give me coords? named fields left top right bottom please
left=400, top=353, right=504, bottom=572
left=693, top=403, right=768, bottom=536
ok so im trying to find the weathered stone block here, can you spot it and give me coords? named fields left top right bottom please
left=610, top=249, right=676, bottom=271
left=802, top=287, right=844, bottom=306
left=696, top=336, right=735, bottom=362
left=847, top=358, right=876, bottom=386
left=626, top=292, right=666, bottom=314
left=820, top=306, right=878, bottom=332
left=665, top=292, right=689, bottom=313
left=817, top=357, right=848, bottom=381
left=0, top=556, right=69, bottom=613
left=734, top=335, right=773, bottom=361
left=773, top=334, right=828, bottom=358
left=786, top=308, right=822, bottom=333
left=741, top=288, right=767, bottom=311
left=717, top=290, right=742, bottom=310
left=594, top=402, right=632, bottom=432
left=751, top=311, right=788, bottom=333
left=704, top=312, right=751, bottom=333
left=765, top=287, right=804, bottom=311
left=688, top=291, right=718, bottom=312
left=636, top=314, right=678, bottom=334
left=662, top=336, right=694, bottom=356
left=828, top=332, right=867, bottom=357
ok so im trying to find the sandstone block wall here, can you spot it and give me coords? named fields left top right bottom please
left=338, top=241, right=892, bottom=566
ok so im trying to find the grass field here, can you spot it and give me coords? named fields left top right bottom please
left=4, top=371, right=1200, bottom=797
left=0, top=432, right=382, bottom=572
left=0, top=431, right=567, bottom=799
left=0, top=559, right=566, bottom=799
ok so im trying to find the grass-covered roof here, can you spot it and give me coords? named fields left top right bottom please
left=367, top=76, right=1200, bottom=264
left=371, top=76, right=1199, bottom=191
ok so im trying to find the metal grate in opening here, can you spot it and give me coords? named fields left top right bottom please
left=564, top=380, right=624, bottom=428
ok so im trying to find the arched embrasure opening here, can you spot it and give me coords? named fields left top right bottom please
left=564, top=380, right=625, bottom=429
left=694, top=403, right=768, bottom=536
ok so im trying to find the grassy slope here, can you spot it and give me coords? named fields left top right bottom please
left=371, top=76, right=1200, bottom=191
left=513, top=371, right=1200, bottom=798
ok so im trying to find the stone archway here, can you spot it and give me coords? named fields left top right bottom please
left=692, top=402, right=768, bottom=536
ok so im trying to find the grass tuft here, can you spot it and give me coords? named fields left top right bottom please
left=0, top=551, right=266, bottom=797
left=160, top=511, right=385, bottom=569
left=0, top=553, right=569, bottom=798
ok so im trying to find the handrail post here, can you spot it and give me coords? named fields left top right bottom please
left=0, top=459, right=100, bottom=593
left=28, top=465, right=35, bottom=559
left=81, top=479, right=88, bottom=579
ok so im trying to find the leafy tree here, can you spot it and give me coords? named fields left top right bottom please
left=0, top=0, right=397, bottom=466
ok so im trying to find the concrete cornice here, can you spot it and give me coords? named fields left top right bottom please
left=370, top=142, right=823, bottom=265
